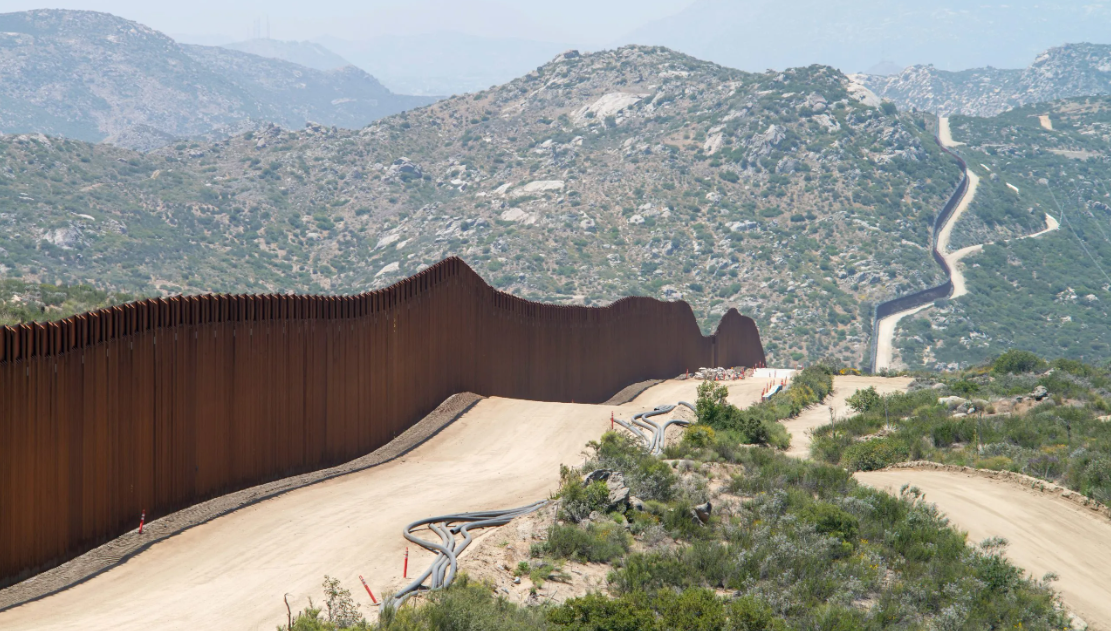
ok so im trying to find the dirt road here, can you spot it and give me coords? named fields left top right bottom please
left=0, top=379, right=764, bottom=631
left=935, top=168, right=981, bottom=299
left=938, top=115, right=965, bottom=147
left=782, top=376, right=913, bottom=458
left=858, top=469, right=1111, bottom=630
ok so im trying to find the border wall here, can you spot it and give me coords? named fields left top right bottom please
left=0, top=257, right=764, bottom=586
left=868, top=141, right=969, bottom=371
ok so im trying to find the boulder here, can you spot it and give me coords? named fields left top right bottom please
left=606, top=473, right=630, bottom=510
left=628, top=496, right=647, bottom=512
left=582, top=469, right=613, bottom=484
left=1032, top=385, right=1049, bottom=401
left=938, top=396, right=968, bottom=410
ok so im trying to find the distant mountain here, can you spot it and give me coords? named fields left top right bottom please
left=221, top=39, right=351, bottom=71
left=0, top=10, right=436, bottom=150
left=858, top=43, right=1111, bottom=117
left=319, top=32, right=570, bottom=96
left=621, top=0, right=1111, bottom=75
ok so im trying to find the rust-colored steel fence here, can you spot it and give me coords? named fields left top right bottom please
left=0, top=257, right=764, bottom=586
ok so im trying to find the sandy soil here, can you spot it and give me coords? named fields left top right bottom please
left=782, top=376, right=913, bottom=458
left=0, top=379, right=761, bottom=631
left=1039, top=114, right=1054, bottom=131
left=857, top=469, right=1111, bottom=630
left=873, top=304, right=932, bottom=372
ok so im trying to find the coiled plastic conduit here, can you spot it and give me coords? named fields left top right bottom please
left=386, top=402, right=695, bottom=610
left=612, top=401, right=696, bottom=455
left=387, top=501, right=548, bottom=610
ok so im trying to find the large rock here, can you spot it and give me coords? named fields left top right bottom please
left=1032, top=385, right=1049, bottom=401
left=938, top=396, right=968, bottom=410
left=582, top=470, right=631, bottom=510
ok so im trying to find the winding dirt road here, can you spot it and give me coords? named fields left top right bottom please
left=874, top=117, right=1059, bottom=371
left=858, top=469, right=1111, bottom=630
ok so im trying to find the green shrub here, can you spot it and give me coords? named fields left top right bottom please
left=799, top=502, right=859, bottom=543
left=842, top=439, right=906, bottom=471
left=537, top=522, right=630, bottom=563
left=557, top=465, right=612, bottom=522
left=992, top=350, right=1047, bottom=375
left=682, top=424, right=716, bottom=448
left=846, top=386, right=880, bottom=413
left=728, top=595, right=787, bottom=631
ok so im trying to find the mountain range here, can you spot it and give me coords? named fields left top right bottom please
left=0, top=42, right=965, bottom=367
left=858, top=43, right=1111, bottom=117
left=0, top=10, right=435, bottom=151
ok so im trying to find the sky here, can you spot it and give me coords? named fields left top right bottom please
left=1, top=0, right=696, bottom=46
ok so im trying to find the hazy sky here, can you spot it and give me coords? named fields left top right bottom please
left=2, top=0, right=696, bottom=45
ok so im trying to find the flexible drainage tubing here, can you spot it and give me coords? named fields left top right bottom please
left=387, top=501, right=548, bottom=609
left=613, top=402, right=696, bottom=455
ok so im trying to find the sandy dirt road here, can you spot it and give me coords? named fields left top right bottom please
left=782, top=376, right=913, bottom=458
left=938, top=115, right=965, bottom=147
left=0, top=379, right=764, bottom=631
left=858, top=469, right=1111, bottom=630
left=873, top=304, right=932, bottom=373
left=873, top=119, right=978, bottom=371
left=935, top=168, right=981, bottom=299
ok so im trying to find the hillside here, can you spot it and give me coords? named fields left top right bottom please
left=0, top=45, right=966, bottom=367
left=0, top=10, right=435, bottom=150
left=859, top=43, right=1111, bottom=117
left=892, top=97, right=1111, bottom=370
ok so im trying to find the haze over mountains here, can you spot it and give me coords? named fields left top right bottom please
left=0, top=10, right=435, bottom=151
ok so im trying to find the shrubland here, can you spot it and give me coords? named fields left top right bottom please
left=815, top=351, right=1111, bottom=504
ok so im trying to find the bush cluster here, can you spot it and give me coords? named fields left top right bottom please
left=693, top=365, right=833, bottom=448
left=814, top=354, right=1111, bottom=502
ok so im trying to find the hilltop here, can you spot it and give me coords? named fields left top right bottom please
left=858, top=43, right=1111, bottom=117
left=0, top=10, right=435, bottom=150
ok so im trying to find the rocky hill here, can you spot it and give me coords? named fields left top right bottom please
left=0, top=10, right=435, bottom=150
left=0, top=45, right=963, bottom=367
left=858, top=43, right=1111, bottom=117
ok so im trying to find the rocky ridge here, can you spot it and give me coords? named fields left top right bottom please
left=858, top=43, right=1111, bottom=118
left=0, top=9, right=435, bottom=150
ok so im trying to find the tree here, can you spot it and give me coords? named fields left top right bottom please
left=846, top=386, right=880, bottom=413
